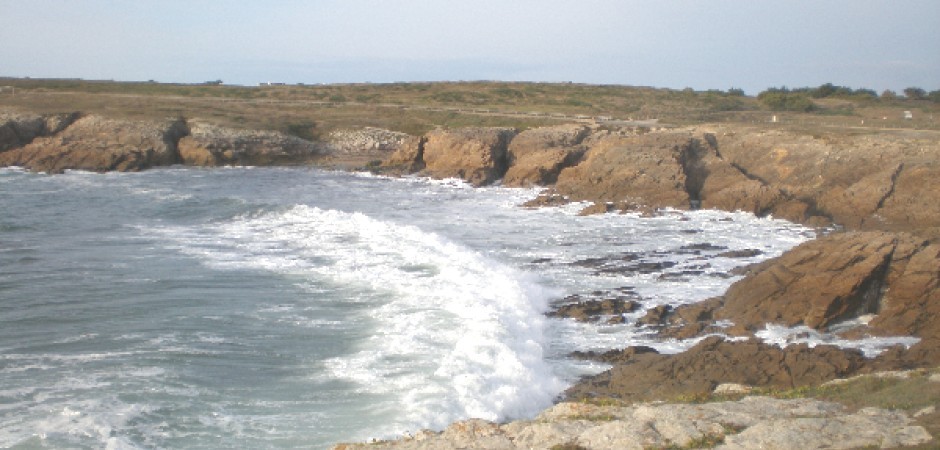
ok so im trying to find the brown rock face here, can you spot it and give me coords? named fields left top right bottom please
left=552, top=131, right=694, bottom=209
left=0, top=112, right=79, bottom=153
left=177, top=122, right=323, bottom=166
left=502, top=124, right=589, bottom=187
left=381, top=136, right=426, bottom=173
left=713, top=231, right=940, bottom=340
left=713, top=128, right=940, bottom=238
left=564, top=337, right=869, bottom=402
left=421, top=127, right=516, bottom=186
left=0, top=115, right=187, bottom=173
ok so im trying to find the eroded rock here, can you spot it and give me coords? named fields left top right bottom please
left=421, top=127, right=516, bottom=186
left=0, top=115, right=187, bottom=173
left=502, top=124, right=589, bottom=187
left=564, top=337, right=869, bottom=402
left=178, top=121, right=324, bottom=166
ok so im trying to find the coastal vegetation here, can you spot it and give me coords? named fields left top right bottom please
left=2, top=78, right=937, bottom=138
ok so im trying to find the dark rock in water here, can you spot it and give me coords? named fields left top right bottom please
left=717, top=248, right=763, bottom=258
left=564, top=337, right=871, bottom=402
left=571, top=253, right=688, bottom=276
left=570, top=345, right=659, bottom=364
left=678, top=243, right=728, bottom=253
left=547, top=297, right=640, bottom=322
left=638, top=298, right=726, bottom=340
left=638, top=305, right=674, bottom=326
left=570, top=253, right=640, bottom=269
left=530, top=257, right=553, bottom=264
left=606, top=315, right=627, bottom=325
left=658, top=270, right=705, bottom=281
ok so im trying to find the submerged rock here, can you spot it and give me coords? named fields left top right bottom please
left=547, top=297, right=640, bottom=323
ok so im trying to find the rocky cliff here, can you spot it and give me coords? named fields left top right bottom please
left=0, top=114, right=187, bottom=173
left=0, top=112, right=406, bottom=172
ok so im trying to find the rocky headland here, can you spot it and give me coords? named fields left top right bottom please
left=3, top=108, right=939, bottom=448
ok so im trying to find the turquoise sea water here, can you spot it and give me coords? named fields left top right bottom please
left=0, top=166, right=817, bottom=448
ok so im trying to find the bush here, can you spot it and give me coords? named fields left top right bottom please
left=928, top=90, right=940, bottom=103
left=757, top=88, right=816, bottom=112
left=904, top=87, right=927, bottom=100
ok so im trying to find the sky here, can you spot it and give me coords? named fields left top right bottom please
left=1, top=0, right=938, bottom=94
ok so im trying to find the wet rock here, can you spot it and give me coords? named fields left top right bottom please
left=717, top=249, right=763, bottom=258
left=564, top=337, right=870, bottom=403
left=570, top=346, right=659, bottom=364
left=678, top=243, right=728, bottom=253
left=547, top=296, right=639, bottom=322
left=637, top=299, right=728, bottom=339
left=570, top=253, right=679, bottom=276
left=421, top=127, right=516, bottom=186
left=638, top=305, right=673, bottom=326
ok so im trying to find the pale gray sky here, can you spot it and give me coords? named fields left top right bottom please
left=1, top=0, right=938, bottom=94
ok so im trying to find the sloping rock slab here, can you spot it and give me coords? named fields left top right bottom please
left=332, top=397, right=931, bottom=449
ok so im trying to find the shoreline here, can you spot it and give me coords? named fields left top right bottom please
left=3, top=108, right=939, bottom=448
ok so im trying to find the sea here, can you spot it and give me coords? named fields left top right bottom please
left=0, top=166, right=915, bottom=449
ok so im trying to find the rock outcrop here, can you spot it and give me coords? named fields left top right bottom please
left=333, top=394, right=932, bottom=450
left=420, top=127, right=516, bottom=186
left=0, top=115, right=187, bottom=173
left=552, top=131, right=693, bottom=209
left=177, top=121, right=324, bottom=166
left=0, top=112, right=79, bottom=153
left=502, top=124, right=590, bottom=187
left=564, top=336, right=871, bottom=402
left=711, top=128, right=940, bottom=239
left=323, top=127, right=419, bottom=156
left=707, top=231, right=940, bottom=341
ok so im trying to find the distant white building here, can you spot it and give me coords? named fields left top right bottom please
left=903, top=111, right=913, bottom=120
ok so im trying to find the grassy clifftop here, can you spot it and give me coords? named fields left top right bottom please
left=2, top=78, right=937, bottom=138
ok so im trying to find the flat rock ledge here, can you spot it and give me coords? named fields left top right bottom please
left=332, top=396, right=931, bottom=450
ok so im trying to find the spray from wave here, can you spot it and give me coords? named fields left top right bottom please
left=159, top=205, right=564, bottom=434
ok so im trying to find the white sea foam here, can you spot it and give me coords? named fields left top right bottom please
left=756, top=324, right=921, bottom=357
left=155, top=205, right=564, bottom=434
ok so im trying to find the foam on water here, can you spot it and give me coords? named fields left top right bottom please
left=756, top=324, right=921, bottom=357
left=157, top=205, right=564, bottom=435
left=4, top=166, right=908, bottom=448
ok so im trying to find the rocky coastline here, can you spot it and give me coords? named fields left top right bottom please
left=3, top=109, right=939, bottom=448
